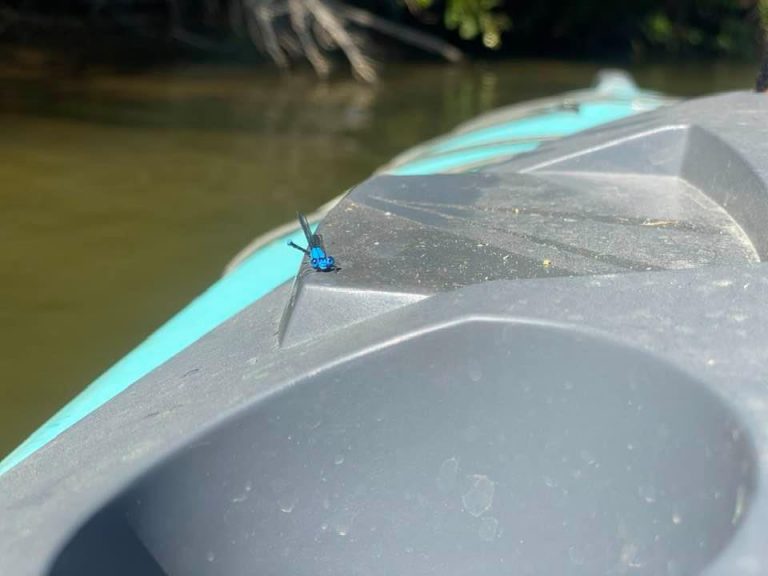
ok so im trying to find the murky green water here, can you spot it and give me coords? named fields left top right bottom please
left=0, top=59, right=759, bottom=456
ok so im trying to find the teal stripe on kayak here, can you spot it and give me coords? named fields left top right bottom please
left=387, top=142, right=541, bottom=175
left=0, top=227, right=311, bottom=476
left=424, top=102, right=636, bottom=156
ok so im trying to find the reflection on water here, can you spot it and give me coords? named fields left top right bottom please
left=0, top=59, right=758, bottom=455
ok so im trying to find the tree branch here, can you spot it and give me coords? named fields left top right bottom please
left=245, top=0, right=289, bottom=70
left=288, top=0, right=331, bottom=78
left=303, top=0, right=378, bottom=82
left=333, top=0, right=463, bottom=62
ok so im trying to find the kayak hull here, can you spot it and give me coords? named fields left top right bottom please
left=6, top=78, right=768, bottom=576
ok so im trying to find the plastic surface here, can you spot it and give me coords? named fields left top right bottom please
left=49, top=322, right=756, bottom=576
left=5, top=89, right=768, bottom=576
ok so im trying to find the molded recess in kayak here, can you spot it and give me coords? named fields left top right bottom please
left=49, top=321, right=755, bottom=576
left=504, top=124, right=768, bottom=259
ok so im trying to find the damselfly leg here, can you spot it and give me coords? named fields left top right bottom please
left=287, top=241, right=310, bottom=255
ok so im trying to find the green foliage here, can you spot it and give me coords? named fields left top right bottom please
left=414, top=0, right=510, bottom=49
left=444, top=0, right=510, bottom=48
left=409, top=0, right=762, bottom=56
left=639, top=0, right=762, bottom=58
left=760, top=0, right=768, bottom=29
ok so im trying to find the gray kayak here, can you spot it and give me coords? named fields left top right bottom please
left=3, top=85, right=768, bottom=576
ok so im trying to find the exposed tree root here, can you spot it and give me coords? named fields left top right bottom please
left=288, top=0, right=331, bottom=78
left=235, top=0, right=463, bottom=82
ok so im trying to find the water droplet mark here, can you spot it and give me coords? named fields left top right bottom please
left=672, top=512, right=682, bottom=525
left=332, top=510, right=358, bottom=537
left=231, top=481, right=253, bottom=503
left=568, top=545, right=585, bottom=565
left=579, top=450, right=596, bottom=465
left=639, top=485, right=656, bottom=504
left=206, top=551, right=215, bottom=563
left=732, top=485, right=747, bottom=525
left=462, top=475, right=495, bottom=517
left=334, top=454, right=345, bottom=465
left=620, top=543, right=642, bottom=568
left=478, top=516, right=499, bottom=541
left=468, top=359, right=483, bottom=383
left=437, top=457, right=459, bottom=493
left=279, top=496, right=297, bottom=514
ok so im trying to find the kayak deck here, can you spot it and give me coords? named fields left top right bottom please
left=5, top=78, right=768, bottom=576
